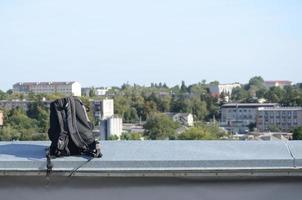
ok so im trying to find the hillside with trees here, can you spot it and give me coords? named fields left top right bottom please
left=1, top=77, right=302, bottom=140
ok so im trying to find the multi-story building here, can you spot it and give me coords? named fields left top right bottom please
left=13, top=82, right=81, bottom=96
left=209, top=83, right=241, bottom=97
left=100, top=99, right=114, bottom=120
left=264, top=80, right=292, bottom=89
left=257, top=107, right=302, bottom=132
left=98, top=99, right=123, bottom=140
left=220, top=103, right=278, bottom=133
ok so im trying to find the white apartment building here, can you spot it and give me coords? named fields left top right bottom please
left=101, top=99, right=114, bottom=120
left=257, top=107, right=302, bottom=132
left=209, top=83, right=241, bottom=97
left=13, top=82, right=81, bottom=96
left=98, top=99, right=123, bottom=140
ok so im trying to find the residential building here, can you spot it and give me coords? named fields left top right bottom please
left=82, top=87, right=110, bottom=97
left=172, top=113, right=194, bottom=127
left=98, top=99, right=122, bottom=140
left=13, top=81, right=81, bottom=96
left=209, top=83, right=241, bottom=97
left=220, top=103, right=278, bottom=133
left=95, top=88, right=110, bottom=96
left=100, top=99, right=114, bottom=120
left=264, top=80, right=292, bottom=89
left=256, top=107, right=302, bottom=132
left=0, top=110, right=3, bottom=126
left=165, top=112, right=194, bottom=127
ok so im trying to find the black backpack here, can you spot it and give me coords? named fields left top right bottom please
left=47, top=96, right=102, bottom=158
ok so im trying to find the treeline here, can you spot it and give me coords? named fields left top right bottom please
left=0, top=102, right=49, bottom=141
left=1, top=77, right=302, bottom=141
left=230, top=76, right=302, bottom=106
left=107, top=81, right=220, bottom=123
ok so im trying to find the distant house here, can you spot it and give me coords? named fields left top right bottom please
left=82, top=87, right=111, bottom=97
left=264, top=80, right=292, bottom=89
left=167, top=113, right=194, bottom=127
left=209, top=83, right=241, bottom=97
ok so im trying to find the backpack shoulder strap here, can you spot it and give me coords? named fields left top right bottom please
left=66, top=96, right=88, bottom=150
left=49, top=99, right=70, bottom=156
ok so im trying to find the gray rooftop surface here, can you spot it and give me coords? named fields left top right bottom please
left=0, top=140, right=302, bottom=177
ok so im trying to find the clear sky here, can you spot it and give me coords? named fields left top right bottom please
left=0, top=0, right=301, bottom=90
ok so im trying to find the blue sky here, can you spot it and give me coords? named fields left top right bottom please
left=0, top=0, right=301, bottom=90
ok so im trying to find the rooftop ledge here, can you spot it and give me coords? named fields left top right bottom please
left=1, top=141, right=302, bottom=178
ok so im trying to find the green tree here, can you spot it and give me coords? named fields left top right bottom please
left=191, top=97, right=208, bottom=121
left=114, top=95, right=130, bottom=119
left=281, top=86, right=302, bottom=106
left=0, top=90, right=8, bottom=100
left=143, top=100, right=158, bottom=119
left=144, top=113, right=179, bottom=140
left=120, top=132, right=143, bottom=140
left=248, top=76, right=265, bottom=89
left=178, top=123, right=225, bottom=140
left=180, top=81, right=187, bottom=93
left=0, top=125, right=20, bottom=141
left=89, top=87, right=96, bottom=97
left=124, top=107, right=139, bottom=122
left=231, top=87, right=249, bottom=101
left=46, top=92, right=64, bottom=101
left=293, top=126, right=302, bottom=140
left=7, top=108, right=37, bottom=130
left=264, top=87, right=285, bottom=103
left=108, top=135, right=119, bottom=140
left=268, top=125, right=280, bottom=132
left=27, top=102, right=50, bottom=133
left=248, top=76, right=266, bottom=97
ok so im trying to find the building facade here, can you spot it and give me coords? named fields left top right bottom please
left=172, top=113, right=194, bottom=127
left=220, top=103, right=278, bottom=133
left=221, top=103, right=278, bottom=126
left=209, top=83, right=241, bottom=97
left=98, top=99, right=123, bottom=140
left=107, top=116, right=123, bottom=137
left=82, top=87, right=110, bottom=97
left=257, top=107, right=302, bottom=132
left=13, top=82, right=81, bottom=96
left=100, top=99, right=114, bottom=120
